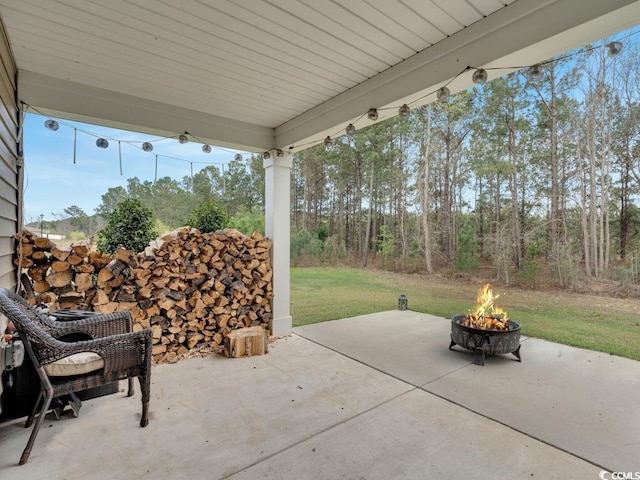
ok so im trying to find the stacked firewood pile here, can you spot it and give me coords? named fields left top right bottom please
left=13, top=227, right=273, bottom=363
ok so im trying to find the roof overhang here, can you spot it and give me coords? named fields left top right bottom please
left=8, top=0, right=640, bottom=153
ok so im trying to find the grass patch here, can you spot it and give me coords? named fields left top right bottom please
left=291, top=267, right=640, bottom=361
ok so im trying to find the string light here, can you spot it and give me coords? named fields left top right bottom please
left=44, top=119, right=59, bottom=131
left=437, top=86, right=450, bottom=102
left=30, top=104, right=255, bottom=180
left=31, top=35, right=630, bottom=158
left=606, top=41, right=624, bottom=56
left=526, top=64, right=543, bottom=83
left=287, top=35, right=631, bottom=152
left=472, top=68, right=488, bottom=84
left=346, top=123, right=356, bottom=136
left=276, top=149, right=284, bottom=157
left=234, top=153, right=243, bottom=161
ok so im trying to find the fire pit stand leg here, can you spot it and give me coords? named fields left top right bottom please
left=473, top=348, right=485, bottom=366
left=448, top=335, right=456, bottom=350
left=511, top=345, right=522, bottom=362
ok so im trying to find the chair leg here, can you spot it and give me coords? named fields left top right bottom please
left=67, top=393, right=82, bottom=417
left=19, top=392, right=53, bottom=465
left=138, top=373, right=150, bottom=427
left=140, top=401, right=149, bottom=427
left=127, top=377, right=134, bottom=397
left=24, top=391, right=44, bottom=428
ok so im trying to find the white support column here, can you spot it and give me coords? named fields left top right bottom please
left=263, top=150, right=292, bottom=336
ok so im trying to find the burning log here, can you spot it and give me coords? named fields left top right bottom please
left=450, top=283, right=522, bottom=365
left=461, top=283, right=511, bottom=330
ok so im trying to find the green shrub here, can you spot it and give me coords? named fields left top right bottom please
left=229, top=206, right=264, bottom=236
left=291, top=227, right=323, bottom=264
left=97, top=198, right=157, bottom=254
left=66, top=231, right=86, bottom=241
left=187, top=200, right=229, bottom=233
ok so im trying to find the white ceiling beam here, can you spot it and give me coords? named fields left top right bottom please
left=275, top=0, right=640, bottom=151
left=18, top=70, right=274, bottom=152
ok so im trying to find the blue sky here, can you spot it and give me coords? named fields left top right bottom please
left=22, top=112, right=247, bottom=224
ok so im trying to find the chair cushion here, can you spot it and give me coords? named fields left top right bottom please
left=44, top=352, right=105, bottom=376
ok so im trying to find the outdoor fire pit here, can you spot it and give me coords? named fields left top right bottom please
left=448, top=284, right=522, bottom=366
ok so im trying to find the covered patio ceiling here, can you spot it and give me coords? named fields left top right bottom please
left=1, top=0, right=639, bottom=154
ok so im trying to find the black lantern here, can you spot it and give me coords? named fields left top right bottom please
left=398, top=294, right=408, bottom=311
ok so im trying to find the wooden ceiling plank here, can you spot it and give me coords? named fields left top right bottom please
left=335, top=0, right=429, bottom=53
left=229, top=0, right=386, bottom=76
left=15, top=51, right=305, bottom=127
left=469, top=0, right=510, bottom=17
left=148, top=0, right=373, bottom=84
left=363, top=0, right=446, bottom=45
left=401, top=0, right=467, bottom=35
left=265, top=0, right=405, bottom=67
left=431, top=0, right=483, bottom=27
left=74, top=0, right=364, bottom=88
left=6, top=17, right=327, bottom=109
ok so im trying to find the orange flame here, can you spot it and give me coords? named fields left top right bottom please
left=462, top=284, right=510, bottom=330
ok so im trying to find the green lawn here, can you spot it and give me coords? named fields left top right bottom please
left=290, top=267, right=640, bottom=361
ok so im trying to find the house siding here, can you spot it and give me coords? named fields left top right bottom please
left=0, top=18, right=18, bottom=289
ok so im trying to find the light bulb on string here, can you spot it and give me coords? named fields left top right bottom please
left=367, top=108, right=378, bottom=121
left=346, top=123, right=356, bottom=137
left=472, top=68, right=488, bottom=84
left=142, top=142, right=153, bottom=152
left=202, top=144, right=211, bottom=153
left=526, top=64, right=543, bottom=83
left=276, top=149, right=284, bottom=157
left=178, top=134, right=189, bottom=144
left=437, top=86, right=450, bottom=102
left=96, top=138, right=109, bottom=149
left=606, top=41, right=624, bottom=57
left=263, top=151, right=271, bottom=159
left=324, top=136, right=332, bottom=148
left=234, top=153, right=243, bottom=161
left=45, top=119, right=59, bottom=131
left=398, top=104, right=410, bottom=119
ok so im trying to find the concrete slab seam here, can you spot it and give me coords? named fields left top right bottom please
left=295, top=332, right=611, bottom=473
left=219, top=385, right=418, bottom=479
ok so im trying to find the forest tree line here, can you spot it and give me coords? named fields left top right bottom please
left=37, top=34, right=640, bottom=292
left=291, top=34, right=640, bottom=291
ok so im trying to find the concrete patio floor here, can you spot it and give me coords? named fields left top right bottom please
left=0, top=311, right=638, bottom=479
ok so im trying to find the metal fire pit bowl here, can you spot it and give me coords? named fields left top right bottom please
left=449, top=314, right=522, bottom=366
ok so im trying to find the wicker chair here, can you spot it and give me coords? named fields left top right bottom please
left=2, top=288, right=137, bottom=399
left=0, top=288, right=152, bottom=465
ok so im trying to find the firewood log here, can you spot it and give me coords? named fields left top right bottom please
left=50, top=245, right=72, bottom=261
left=50, top=260, right=70, bottom=272
left=45, top=270, right=74, bottom=288
left=31, top=251, right=48, bottom=265
left=34, top=237, right=54, bottom=250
